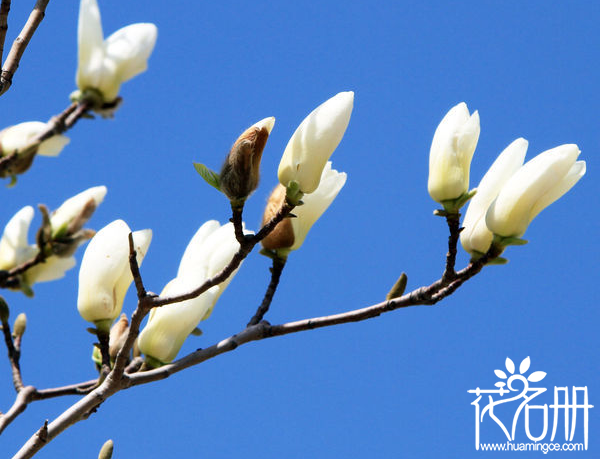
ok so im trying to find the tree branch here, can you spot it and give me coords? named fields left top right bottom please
left=11, top=208, right=501, bottom=458
left=0, top=386, right=35, bottom=435
left=151, top=201, right=293, bottom=308
left=441, top=212, right=461, bottom=283
left=0, top=0, right=50, bottom=96
left=1, top=317, right=23, bottom=392
left=247, top=255, right=286, bottom=326
left=0, top=0, right=11, bottom=65
left=0, top=100, right=91, bottom=178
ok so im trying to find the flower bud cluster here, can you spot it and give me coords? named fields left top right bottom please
left=427, top=103, right=585, bottom=257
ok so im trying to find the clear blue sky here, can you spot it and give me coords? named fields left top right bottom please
left=0, top=0, right=598, bottom=457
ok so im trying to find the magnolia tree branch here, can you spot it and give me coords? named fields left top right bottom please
left=11, top=232, right=501, bottom=458
left=441, top=212, right=462, bottom=282
left=0, top=0, right=50, bottom=96
left=0, top=99, right=92, bottom=178
left=1, top=318, right=23, bottom=391
left=0, top=0, right=11, bottom=64
left=247, top=256, right=286, bottom=326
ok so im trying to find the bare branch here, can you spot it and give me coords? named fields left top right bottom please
left=247, top=256, right=286, bottom=326
left=0, top=0, right=50, bottom=96
left=0, top=386, right=35, bottom=435
left=441, top=212, right=462, bottom=283
left=1, top=317, right=23, bottom=392
left=152, top=201, right=293, bottom=308
left=127, top=233, right=146, bottom=300
left=34, top=380, right=97, bottom=400
left=0, top=100, right=91, bottom=179
left=0, top=0, right=11, bottom=64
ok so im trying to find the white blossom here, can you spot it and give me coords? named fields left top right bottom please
left=278, top=91, right=353, bottom=194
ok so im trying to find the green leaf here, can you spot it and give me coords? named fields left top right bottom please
left=193, top=163, right=221, bottom=191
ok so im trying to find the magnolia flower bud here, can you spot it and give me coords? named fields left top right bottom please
left=486, top=144, right=585, bottom=238
left=278, top=91, right=353, bottom=194
left=13, top=313, right=26, bottom=337
left=0, top=122, right=70, bottom=157
left=138, top=221, right=249, bottom=365
left=262, top=162, right=346, bottom=252
left=98, top=439, right=114, bottom=459
left=428, top=102, right=480, bottom=204
left=220, top=117, right=274, bottom=202
left=77, top=220, right=152, bottom=330
left=76, top=0, right=157, bottom=104
left=460, top=138, right=527, bottom=255
left=50, top=186, right=107, bottom=238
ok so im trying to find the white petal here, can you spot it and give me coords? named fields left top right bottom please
left=77, top=0, right=105, bottom=88
left=529, top=160, right=586, bottom=221
left=50, top=186, right=107, bottom=233
left=177, top=220, right=222, bottom=279
left=0, top=206, right=35, bottom=269
left=138, top=277, right=217, bottom=363
left=104, top=23, right=158, bottom=82
left=25, top=256, right=76, bottom=284
left=37, top=135, right=70, bottom=157
left=486, top=144, right=580, bottom=237
left=290, top=162, right=346, bottom=251
left=278, top=91, right=353, bottom=193
left=461, top=138, right=527, bottom=254
left=252, top=116, right=275, bottom=134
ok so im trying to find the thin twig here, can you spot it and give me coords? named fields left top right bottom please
left=247, top=256, right=286, bottom=326
left=152, top=201, right=294, bottom=308
left=12, top=244, right=500, bottom=459
left=96, top=331, right=111, bottom=378
left=230, top=204, right=246, bottom=244
left=0, top=100, right=90, bottom=178
left=0, top=0, right=11, bottom=64
left=1, top=319, right=23, bottom=392
left=0, top=0, right=50, bottom=96
left=441, top=212, right=461, bottom=282
left=34, top=380, right=97, bottom=399
left=127, top=233, right=147, bottom=300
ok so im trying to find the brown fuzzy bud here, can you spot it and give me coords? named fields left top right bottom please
left=261, top=184, right=295, bottom=250
left=108, top=313, right=129, bottom=360
left=220, top=117, right=274, bottom=201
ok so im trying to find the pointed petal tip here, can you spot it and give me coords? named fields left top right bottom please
left=253, top=116, right=275, bottom=134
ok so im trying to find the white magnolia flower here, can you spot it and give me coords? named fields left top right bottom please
left=262, top=162, right=346, bottom=253
left=0, top=206, right=38, bottom=270
left=278, top=91, right=353, bottom=194
left=0, top=206, right=76, bottom=285
left=138, top=221, right=249, bottom=364
left=77, top=219, right=152, bottom=329
left=50, top=186, right=107, bottom=237
left=486, top=144, right=585, bottom=238
left=428, top=102, right=480, bottom=204
left=461, top=139, right=527, bottom=255
left=77, top=0, right=158, bottom=102
left=0, top=122, right=69, bottom=157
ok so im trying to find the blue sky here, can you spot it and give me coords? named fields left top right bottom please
left=0, top=0, right=598, bottom=457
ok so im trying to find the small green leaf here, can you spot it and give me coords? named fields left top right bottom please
left=193, top=163, right=221, bottom=191
left=7, top=175, right=17, bottom=188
